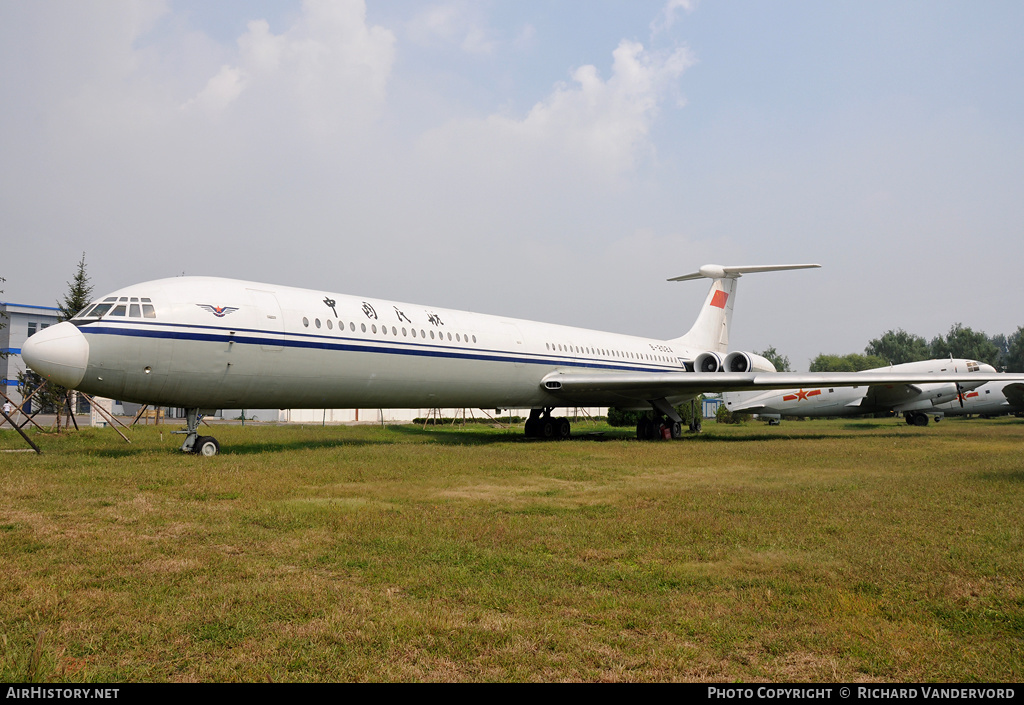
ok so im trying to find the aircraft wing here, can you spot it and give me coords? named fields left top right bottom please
left=540, top=370, right=1024, bottom=406
left=860, top=382, right=924, bottom=409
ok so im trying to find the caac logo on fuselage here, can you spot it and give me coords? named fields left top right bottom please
left=197, top=304, right=239, bottom=318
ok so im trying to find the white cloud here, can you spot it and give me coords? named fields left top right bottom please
left=406, top=2, right=497, bottom=55
left=421, top=39, right=694, bottom=179
left=181, top=64, right=246, bottom=116
left=652, top=0, right=698, bottom=34
left=181, top=0, right=396, bottom=133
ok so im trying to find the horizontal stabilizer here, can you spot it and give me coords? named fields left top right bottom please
left=668, top=263, right=821, bottom=282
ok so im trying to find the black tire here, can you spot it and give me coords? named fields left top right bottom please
left=637, top=418, right=653, bottom=440
left=524, top=418, right=538, bottom=438
left=556, top=417, right=571, bottom=439
left=541, top=419, right=555, bottom=439
left=194, top=436, right=220, bottom=456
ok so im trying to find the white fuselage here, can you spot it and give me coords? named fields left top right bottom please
left=722, top=359, right=993, bottom=417
left=48, top=276, right=691, bottom=411
left=28, top=267, right=1024, bottom=440
left=931, top=381, right=1024, bottom=417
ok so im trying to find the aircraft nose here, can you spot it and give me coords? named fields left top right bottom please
left=21, top=321, right=89, bottom=389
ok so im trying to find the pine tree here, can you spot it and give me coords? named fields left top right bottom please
left=58, top=253, right=93, bottom=321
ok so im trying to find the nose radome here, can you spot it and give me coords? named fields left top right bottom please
left=21, top=321, right=89, bottom=389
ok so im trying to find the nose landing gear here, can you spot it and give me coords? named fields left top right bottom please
left=178, top=408, right=221, bottom=455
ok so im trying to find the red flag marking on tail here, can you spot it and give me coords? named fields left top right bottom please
left=710, top=290, right=729, bottom=309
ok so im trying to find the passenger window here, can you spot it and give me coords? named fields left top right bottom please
left=315, top=318, right=321, bottom=329
left=327, top=320, right=333, bottom=330
left=303, top=317, right=309, bottom=327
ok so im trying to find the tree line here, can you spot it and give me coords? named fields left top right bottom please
left=759, top=325, right=1024, bottom=373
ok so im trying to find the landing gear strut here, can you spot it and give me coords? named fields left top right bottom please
left=178, top=408, right=220, bottom=455
left=524, top=408, right=571, bottom=440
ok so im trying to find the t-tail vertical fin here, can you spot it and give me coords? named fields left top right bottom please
left=667, top=264, right=820, bottom=354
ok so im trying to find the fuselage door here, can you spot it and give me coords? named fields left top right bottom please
left=246, top=288, right=284, bottom=351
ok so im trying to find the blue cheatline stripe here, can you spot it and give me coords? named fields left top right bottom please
left=0, top=302, right=60, bottom=311
left=79, top=322, right=681, bottom=375
left=3, top=348, right=20, bottom=355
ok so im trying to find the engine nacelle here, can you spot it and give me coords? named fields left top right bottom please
left=722, top=351, right=778, bottom=373
left=695, top=351, right=724, bottom=373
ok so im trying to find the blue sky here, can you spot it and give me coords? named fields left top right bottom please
left=2, top=0, right=1022, bottom=369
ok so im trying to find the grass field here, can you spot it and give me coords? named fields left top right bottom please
left=1, top=416, right=1022, bottom=682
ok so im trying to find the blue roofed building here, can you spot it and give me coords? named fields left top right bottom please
left=1, top=302, right=61, bottom=405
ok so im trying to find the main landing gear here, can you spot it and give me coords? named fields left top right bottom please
left=524, top=408, right=571, bottom=440
left=635, top=398, right=694, bottom=441
left=636, top=414, right=686, bottom=440
left=178, top=408, right=221, bottom=456
left=904, top=411, right=931, bottom=427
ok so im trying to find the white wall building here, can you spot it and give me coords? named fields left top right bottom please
left=1, top=302, right=61, bottom=404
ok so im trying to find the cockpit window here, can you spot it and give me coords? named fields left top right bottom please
left=74, top=296, right=157, bottom=319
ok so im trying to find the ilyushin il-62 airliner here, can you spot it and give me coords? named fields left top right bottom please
left=22, top=264, right=1022, bottom=455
